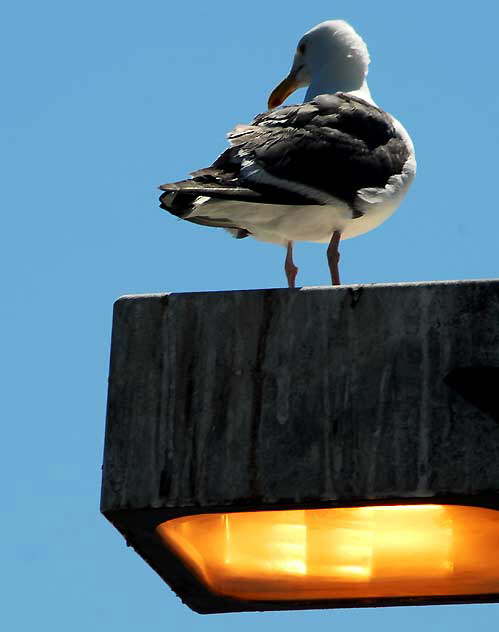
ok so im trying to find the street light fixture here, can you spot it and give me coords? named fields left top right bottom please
left=102, top=281, right=499, bottom=613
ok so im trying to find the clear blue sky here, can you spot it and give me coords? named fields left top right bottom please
left=3, top=1, right=499, bottom=629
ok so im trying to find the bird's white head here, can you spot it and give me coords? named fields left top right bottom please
left=268, top=20, right=372, bottom=109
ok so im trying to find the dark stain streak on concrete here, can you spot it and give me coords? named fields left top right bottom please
left=249, top=290, right=274, bottom=496
left=348, top=286, right=363, bottom=308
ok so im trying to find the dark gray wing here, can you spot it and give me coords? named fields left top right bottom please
left=225, top=93, right=410, bottom=205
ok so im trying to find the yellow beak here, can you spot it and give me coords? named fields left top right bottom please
left=267, top=70, right=301, bottom=110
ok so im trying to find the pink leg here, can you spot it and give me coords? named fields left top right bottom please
left=327, top=231, right=341, bottom=286
left=284, top=241, right=298, bottom=288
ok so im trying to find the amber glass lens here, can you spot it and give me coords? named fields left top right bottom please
left=156, top=505, right=499, bottom=601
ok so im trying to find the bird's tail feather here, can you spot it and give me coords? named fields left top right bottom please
left=158, top=177, right=265, bottom=221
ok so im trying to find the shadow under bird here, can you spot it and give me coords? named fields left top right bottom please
left=159, top=20, right=416, bottom=287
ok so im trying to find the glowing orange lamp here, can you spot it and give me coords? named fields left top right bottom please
left=156, top=505, right=499, bottom=603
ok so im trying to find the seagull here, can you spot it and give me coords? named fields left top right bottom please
left=159, top=20, right=416, bottom=287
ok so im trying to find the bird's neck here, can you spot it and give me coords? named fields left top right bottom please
left=304, top=71, right=374, bottom=105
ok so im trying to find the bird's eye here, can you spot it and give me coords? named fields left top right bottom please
left=298, top=42, right=306, bottom=55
